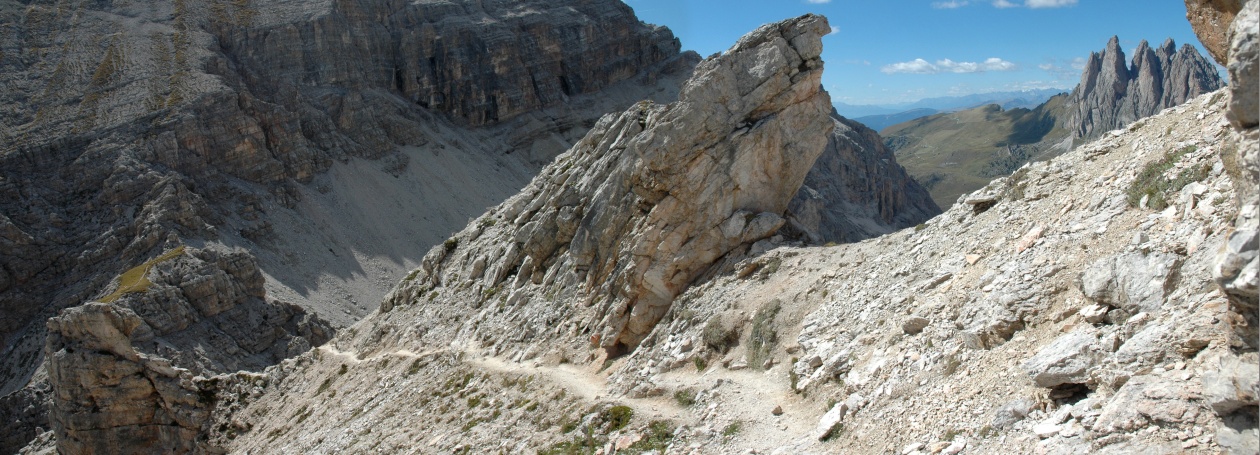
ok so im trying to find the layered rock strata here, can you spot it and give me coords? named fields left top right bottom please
left=0, top=0, right=687, bottom=359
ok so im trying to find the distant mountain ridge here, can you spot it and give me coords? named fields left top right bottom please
left=883, top=36, right=1224, bottom=208
left=1065, top=36, right=1225, bottom=138
left=834, top=88, right=1065, bottom=119
left=851, top=108, right=938, bottom=132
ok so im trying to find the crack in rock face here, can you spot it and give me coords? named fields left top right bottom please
left=384, top=14, right=834, bottom=357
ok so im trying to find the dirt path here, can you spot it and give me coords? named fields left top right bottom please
left=317, top=345, right=687, bottom=423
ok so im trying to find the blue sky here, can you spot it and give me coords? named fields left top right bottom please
left=626, top=0, right=1214, bottom=106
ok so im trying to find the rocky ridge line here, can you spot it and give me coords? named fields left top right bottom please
left=376, top=13, right=835, bottom=359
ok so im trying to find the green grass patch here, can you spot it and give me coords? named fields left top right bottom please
left=99, top=245, right=186, bottom=303
left=625, top=420, right=675, bottom=452
left=746, top=300, right=781, bottom=370
left=603, top=406, right=633, bottom=431
left=406, top=359, right=423, bottom=376
left=673, top=389, right=697, bottom=407
left=702, top=316, right=738, bottom=353
left=404, top=269, right=421, bottom=283
left=315, top=377, right=333, bottom=395
left=1126, top=145, right=1207, bottom=210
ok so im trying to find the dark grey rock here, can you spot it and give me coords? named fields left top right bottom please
left=1064, top=36, right=1224, bottom=139
left=786, top=115, right=941, bottom=244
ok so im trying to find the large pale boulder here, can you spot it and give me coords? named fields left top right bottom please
left=384, top=14, right=835, bottom=356
left=1227, top=0, right=1259, bottom=128
left=46, top=303, right=205, bottom=455
left=1078, top=251, right=1181, bottom=315
left=1021, top=327, right=1106, bottom=388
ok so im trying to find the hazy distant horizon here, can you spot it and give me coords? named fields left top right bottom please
left=628, top=0, right=1213, bottom=105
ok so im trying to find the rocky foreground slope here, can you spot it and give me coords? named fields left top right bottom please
left=88, top=9, right=1253, bottom=455
left=2, top=1, right=944, bottom=452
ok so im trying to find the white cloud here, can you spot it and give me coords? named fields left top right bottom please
left=882, top=58, right=938, bottom=74
left=881, top=57, right=1017, bottom=74
left=1025, top=0, right=1077, bottom=7
left=932, top=0, right=969, bottom=8
left=805, top=0, right=831, bottom=3
left=1038, top=57, right=1091, bottom=80
left=829, top=26, right=840, bottom=35
left=990, top=0, right=1077, bottom=8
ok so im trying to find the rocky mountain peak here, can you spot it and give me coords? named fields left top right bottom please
left=1159, top=37, right=1178, bottom=56
left=1065, top=35, right=1224, bottom=139
left=376, top=13, right=834, bottom=358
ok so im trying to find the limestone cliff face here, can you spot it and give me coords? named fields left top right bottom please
left=220, top=0, right=681, bottom=127
left=1065, top=36, right=1224, bottom=139
left=0, top=0, right=689, bottom=411
left=377, top=14, right=834, bottom=357
left=45, top=247, right=331, bottom=454
left=787, top=114, right=941, bottom=244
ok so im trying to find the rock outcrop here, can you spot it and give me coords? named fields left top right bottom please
left=1184, top=0, right=1246, bottom=65
left=1225, top=1, right=1259, bottom=129
left=1064, top=36, right=1224, bottom=139
left=378, top=14, right=834, bottom=357
left=1206, top=7, right=1259, bottom=453
left=0, top=0, right=689, bottom=358
left=45, top=246, right=331, bottom=454
left=787, top=114, right=941, bottom=244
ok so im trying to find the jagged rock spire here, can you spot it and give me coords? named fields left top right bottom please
left=1065, top=35, right=1224, bottom=139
